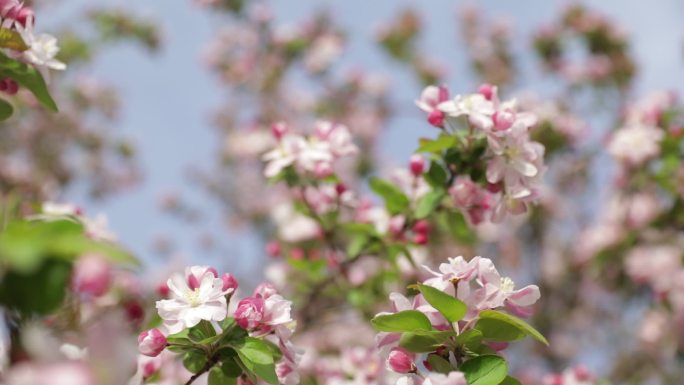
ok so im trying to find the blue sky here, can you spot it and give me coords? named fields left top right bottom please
left=51, top=0, right=684, bottom=278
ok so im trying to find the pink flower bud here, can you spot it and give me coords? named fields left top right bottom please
left=387, top=348, right=415, bottom=373
left=72, top=254, right=112, bottom=298
left=545, top=374, right=563, bottom=385
left=413, top=220, right=429, bottom=235
left=138, top=329, right=167, bottom=357
left=449, top=177, right=479, bottom=208
left=335, top=183, right=348, bottom=195
left=478, top=84, right=495, bottom=100
left=271, top=122, right=289, bottom=140
left=235, top=297, right=265, bottom=330
left=414, top=232, right=428, bottom=245
left=427, top=109, right=445, bottom=128
left=15, top=6, right=33, bottom=27
left=4, top=79, right=18, bottom=95
left=492, top=110, right=515, bottom=131
left=573, top=365, right=592, bottom=381
left=314, top=162, right=333, bottom=178
left=222, top=273, right=238, bottom=292
left=156, top=282, right=170, bottom=298
left=409, top=154, right=425, bottom=176
left=266, top=241, right=281, bottom=257
left=253, top=282, right=277, bottom=298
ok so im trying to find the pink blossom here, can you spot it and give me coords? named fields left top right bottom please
left=387, top=347, right=416, bottom=373
left=71, top=253, right=112, bottom=298
left=222, top=273, right=239, bottom=292
left=607, top=124, right=663, bottom=166
left=138, top=328, right=167, bottom=357
left=235, top=297, right=265, bottom=330
left=416, top=85, right=450, bottom=128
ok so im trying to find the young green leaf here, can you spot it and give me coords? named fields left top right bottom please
left=369, top=177, right=410, bottom=215
left=415, top=189, right=446, bottom=219
left=460, top=355, right=508, bottom=385
left=371, top=310, right=432, bottom=332
left=417, top=135, right=458, bottom=153
left=499, top=376, right=523, bottom=385
left=427, top=354, right=453, bottom=374
left=416, top=284, right=467, bottom=324
left=0, top=98, right=12, bottom=121
left=477, top=310, right=548, bottom=345
left=0, top=51, right=58, bottom=112
left=234, top=337, right=279, bottom=385
left=0, top=28, right=28, bottom=51
left=209, top=366, right=237, bottom=385
left=399, top=331, right=450, bottom=353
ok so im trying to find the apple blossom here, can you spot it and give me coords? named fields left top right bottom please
left=155, top=266, right=230, bottom=334
left=137, top=328, right=167, bottom=357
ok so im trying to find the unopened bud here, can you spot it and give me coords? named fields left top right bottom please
left=409, top=154, right=425, bottom=176
left=222, top=273, right=239, bottom=292
left=387, top=348, right=416, bottom=373
left=138, top=329, right=167, bottom=357
left=271, top=122, right=289, bottom=140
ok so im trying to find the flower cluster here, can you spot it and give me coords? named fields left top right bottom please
left=416, top=84, right=546, bottom=223
left=263, top=121, right=358, bottom=179
left=373, top=256, right=545, bottom=385
left=138, top=266, right=300, bottom=385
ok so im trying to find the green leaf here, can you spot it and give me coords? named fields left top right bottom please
left=371, top=310, right=432, bottom=332
left=0, top=28, right=28, bottom=51
left=399, top=331, right=453, bottom=353
left=475, top=318, right=526, bottom=343
left=477, top=310, right=548, bottom=345
left=0, top=259, right=71, bottom=315
left=369, top=178, right=410, bottom=215
left=417, top=135, right=458, bottom=153
left=0, top=51, right=58, bottom=112
left=416, top=284, right=467, bottom=324
left=347, top=234, right=369, bottom=257
left=427, top=354, right=453, bottom=374
left=220, top=357, right=243, bottom=377
left=209, top=366, right=237, bottom=385
left=415, top=189, right=445, bottom=219
left=183, top=351, right=208, bottom=374
left=234, top=337, right=278, bottom=385
left=0, top=98, right=12, bottom=120
left=455, top=329, right=483, bottom=350
left=499, top=376, right=523, bottom=385
left=460, top=355, right=508, bottom=385
left=424, top=162, right=448, bottom=188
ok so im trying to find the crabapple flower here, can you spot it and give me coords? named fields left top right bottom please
left=71, top=253, right=112, bottom=297
left=423, top=372, right=468, bottom=385
left=313, top=121, right=358, bottom=157
left=138, top=328, right=167, bottom=357
left=477, top=258, right=540, bottom=317
left=16, top=20, right=66, bottom=74
left=607, top=124, right=664, bottom=166
left=387, top=347, right=416, bottom=373
left=156, top=266, right=230, bottom=334
left=439, top=93, right=495, bottom=130
left=416, top=85, right=450, bottom=128
left=222, top=273, right=239, bottom=292
left=235, top=297, right=265, bottom=330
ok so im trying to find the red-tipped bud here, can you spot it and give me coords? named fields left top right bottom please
left=414, top=232, right=429, bottom=245
left=314, top=162, right=333, bottom=178
left=266, top=241, right=281, bottom=257
left=222, top=273, right=238, bottom=292
left=409, top=154, right=425, bottom=176
left=413, top=219, right=430, bottom=235
left=72, top=254, right=112, bottom=298
left=387, top=348, right=416, bottom=373
left=335, top=183, right=348, bottom=195
left=138, top=328, right=167, bottom=357
left=156, top=282, right=170, bottom=298
left=271, top=122, right=289, bottom=140
left=478, top=84, right=495, bottom=100
left=427, top=109, right=445, bottom=128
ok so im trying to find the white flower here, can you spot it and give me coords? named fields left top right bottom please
left=156, top=267, right=229, bottom=334
left=607, top=124, right=663, bottom=166
left=262, top=134, right=306, bottom=178
left=439, top=93, right=495, bottom=130
left=17, top=21, right=66, bottom=73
